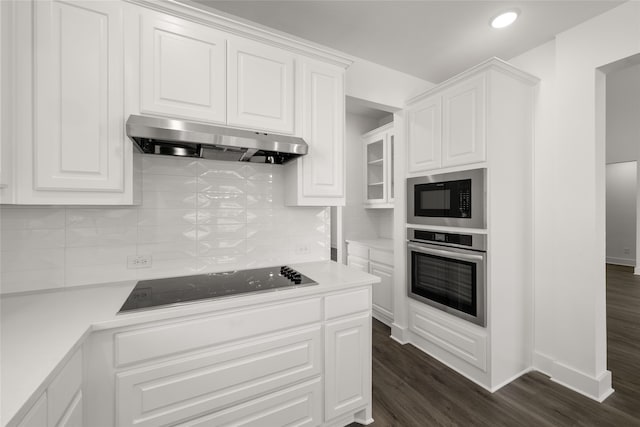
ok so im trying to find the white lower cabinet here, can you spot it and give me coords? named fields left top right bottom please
left=324, top=313, right=371, bottom=422
left=14, top=348, right=83, bottom=427
left=82, top=288, right=372, bottom=427
left=116, top=327, right=322, bottom=427
left=176, top=379, right=322, bottom=427
left=346, top=240, right=394, bottom=326
left=17, top=394, right=47, bottom=427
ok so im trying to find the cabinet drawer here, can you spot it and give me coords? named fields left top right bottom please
left=409, top=302, right=487, bottom=371
left=325, top=288, right=370, bottom=320
left=116, top=326, right=322, bottom=427
left=176, top=378, right=321, bottom=427
left=347, top=243, right=369, bottom=259
left=48, top=348, right=82, bottom=426
left=115, top=297, right=322, bottom=366
left=370, top=249, right=393, bottom=266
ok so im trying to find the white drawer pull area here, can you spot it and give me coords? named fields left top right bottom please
left=115, top=298, right=322, bottom=366
left=117, top=326, right=322, bottom=427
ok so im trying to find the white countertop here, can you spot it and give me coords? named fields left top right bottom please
left=0, top=261, right=379, bottom=426
left=345, top=238, right=394, bottom=252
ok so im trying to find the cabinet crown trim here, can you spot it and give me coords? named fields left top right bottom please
left=126, top=0, right=353, bottom=68
left=405, top=57, right=539, bottom=107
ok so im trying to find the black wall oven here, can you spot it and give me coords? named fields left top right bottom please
left=407, top=168, right=486, bottom=229
left=407, top=228, right=486, bottom=326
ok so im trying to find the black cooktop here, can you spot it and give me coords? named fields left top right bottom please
left=119, top=265, right=317, bottom=313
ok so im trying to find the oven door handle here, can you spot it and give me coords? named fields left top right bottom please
left=407, top=242, right=485, bottom=262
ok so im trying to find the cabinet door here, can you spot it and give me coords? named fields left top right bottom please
left=17, top=393, right=47, bottom=427
left=48, top=349, right=82, bottom=427
left=139, top=11, right=226, bottom=124
left=298, top=57, right=345, bottom=200
left=370, top=261, right=393, bottom=322
left=228, top=37, right=295, bottom=134
left=407, top=96, right=442, bottom=173
left=33, top=0, right=124, bottom=191
left=441, top=74, right=486, bottom=167
left=364, top=132, right=386, bottom=204
left=325, top=313, right=371, bottom=421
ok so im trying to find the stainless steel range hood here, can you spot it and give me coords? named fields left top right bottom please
left=125, top=115, right=308, bottom=164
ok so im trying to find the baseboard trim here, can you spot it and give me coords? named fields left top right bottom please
left=635, top=266, right=640, bottom=275
left=490, top=367, right=533, bottom=392
left=550, top=361, right=614, bottom=402
left=390, top=323, right=409, bottom=344
left=606, top=257, right=635, bottom=267
left=532, top=351, right=554, bottom=377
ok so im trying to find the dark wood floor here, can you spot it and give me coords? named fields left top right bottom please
left=357, top=264, right=640, bottom=426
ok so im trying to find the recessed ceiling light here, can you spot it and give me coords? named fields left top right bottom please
left=491, top=10, right=519, bottom=29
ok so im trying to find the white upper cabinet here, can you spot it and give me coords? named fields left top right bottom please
left=441, top=74, right=486, bottom=167
left=285, top=57, right=345, bottom=206
left=407, top=72, right=486, bottom=174
left=34, top=0, right=125, bottom=192
left=363, top=123, right=394, bottom=208
left=407, top=96, right=442, bottom=173
left=1, top=0, right=350, bottom=205
left=139, top=11, right=227, bottom=124
left=227, top=38, right=295, bottom=134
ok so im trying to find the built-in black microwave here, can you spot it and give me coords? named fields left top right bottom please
left=407, top=168, right=486, bottom=228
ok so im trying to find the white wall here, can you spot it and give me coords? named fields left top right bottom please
left=346, top=56, right=433, bottom=110
left=508, top=0, right=640, bottom=401
left=606, top=63, right=640, bottom=164
left=0, top=156, right=329, bottom=294
left=606, top=162, right=637, bottom=266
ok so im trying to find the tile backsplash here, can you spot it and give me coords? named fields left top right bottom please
left=0, top=156, right=329, bottom=294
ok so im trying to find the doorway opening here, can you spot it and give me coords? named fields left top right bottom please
left=601, top=52, right=640, bottom=412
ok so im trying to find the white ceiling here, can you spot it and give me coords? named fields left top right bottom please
left=191, top=0, right=624, bottom=83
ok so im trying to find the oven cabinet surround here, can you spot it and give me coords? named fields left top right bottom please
left=0, top=0, right=349, bottom=206
left=402, top=58, right=538, bottom=392
left=362, top=123, right=395, bottom=208
left=406, top=67, right=487, bottom=173
left=346, top=239, right=394, bottom=326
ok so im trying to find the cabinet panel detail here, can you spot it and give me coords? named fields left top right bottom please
left=228, top=38, right=294, bottom=133
left=441, top=75, right=486, bottom=167
left=407, top=97, right=441, bottom=173
left=34, top=0, right=124, bottom=191
left=48, top=348, right=82, bottom=426
left=16, top=393, right=48, bottom=427
left=301, top=61, right=344, bottom=198
left=175, top=378, right=322, bottom=427
left=56, top=391, right=83, bottom=427
left=325, top=288, right=370, bottom=320
left=370, top=262, right=393, bottom=320
left=115, top=298, right=322, bottom=366
left=325, top=313, right=371, bottom=421
left=409, top=304, right=487, bottom=371
left=140, top=13, right=226, bottom=123
left=117, top=327, right=321, bottom=427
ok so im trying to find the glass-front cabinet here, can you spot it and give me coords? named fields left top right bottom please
left=363, top=123, right=394, bottom=208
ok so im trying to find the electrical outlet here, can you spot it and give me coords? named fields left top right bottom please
left=127, top=254, right=152, bottom=269
left=294, top=244, right=310, bottom=255
left=624, top=248, right=631, bottom=255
